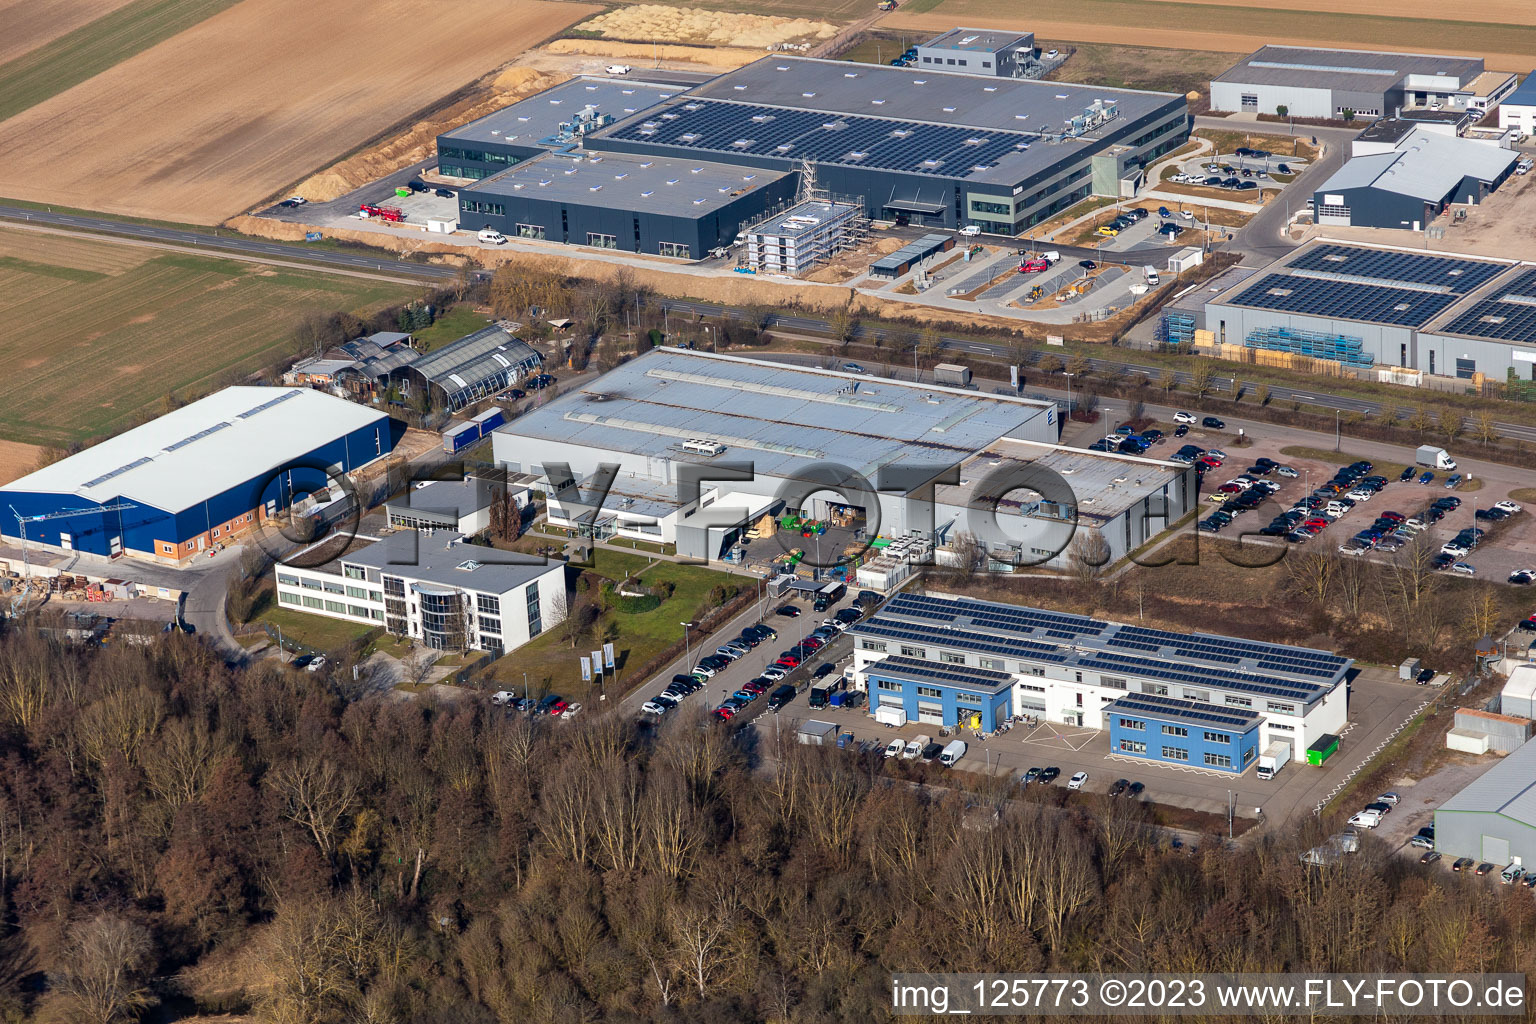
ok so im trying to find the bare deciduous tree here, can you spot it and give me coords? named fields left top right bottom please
left=43, top=914, right=155, bottom=1024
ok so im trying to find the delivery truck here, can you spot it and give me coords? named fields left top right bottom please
left=1256, top=740, right=1291, bottom=780
left=1416, top=445, right=1457, bottom=471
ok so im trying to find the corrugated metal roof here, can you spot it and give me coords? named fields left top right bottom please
left=1216, top=44, right=1482, bottom=92
left=1503, top=72, right=1536, bottom=108
left=1439, top=737, right=1536, bottom=820
left=1, top=387, right=386, bottom=513
left=1318, top=129, right=1515, bottom=201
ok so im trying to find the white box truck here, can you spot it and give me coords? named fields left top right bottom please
left=902, top=734, right=930, bottom=759
left=1256, top=740, right=1291, bottom=780
left=1416, top=445, right=1457, bottom=471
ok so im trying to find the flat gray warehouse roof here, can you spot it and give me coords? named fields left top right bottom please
left=1215, top=44, right=1483, bottom=92
left=443, top=77, right=684, bottom=147
left=341, top=532, right=555, bottom=594
left=497, top=347, right=1056, bottom=481
left=465, top=150, right=786, bottom=216
left=921, top=27, right=1033, bottom=53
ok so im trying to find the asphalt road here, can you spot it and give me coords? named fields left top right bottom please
left=0, top=203, right=472, bottom=282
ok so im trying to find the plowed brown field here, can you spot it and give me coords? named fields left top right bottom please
left=0, top=0, right=139, bottom=64
left=0, top=0, right=598, bottom=224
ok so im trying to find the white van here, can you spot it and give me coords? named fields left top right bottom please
left=883, top=738, right=905, bottom=758
left=478, top=228, right=507, bottom=245
left=939, top=739, right=967, bottom=766
left=1143, top=265, right=1160, bottom=286
left=491, top=691, right=515, bottom=705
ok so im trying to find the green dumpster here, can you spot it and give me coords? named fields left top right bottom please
left=1306, top=733, right=1339, bottom=766
left=395, top=187, right=411, bottom=198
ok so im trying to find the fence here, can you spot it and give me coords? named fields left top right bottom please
left=1312, top=694, right=1436, bottom=816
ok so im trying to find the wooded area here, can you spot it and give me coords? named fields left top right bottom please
left=0, top=622, right=1529, bottom=1023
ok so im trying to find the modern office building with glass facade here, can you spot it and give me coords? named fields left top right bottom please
left=272, top=531, right=565, bottom=654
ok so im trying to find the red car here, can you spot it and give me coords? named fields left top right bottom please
left=1198, top=456, right=1223, bottom=469
left=712, top=707, right=735, bottom=721
left=546, top=699, right=569, bottom=716
left=776, top=654, right=801, bottom=668
left=801, top=637, right=825, bottom=651
left=742, top=681, right=768, bottom=694
left=1302, top=517, right=1328, bottom=529
left=1018, top=257, right=1049, bottom=273
left=1216, top=483, right=1242, bottom=495
left=1379, top=511, right=1407, bottom=522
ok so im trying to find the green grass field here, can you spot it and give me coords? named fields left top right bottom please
left=256, top=605, right=379, bottom=654
left=412, top=305, right=492, bottom=351
left=0, top=227, right=413, bottom=447
left=487, top=549, right=745, bottom=698
left=0, top=0, right=242, bottom=124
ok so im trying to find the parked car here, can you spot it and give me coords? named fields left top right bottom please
left=1067, top=771, right=1088, bottom=790
left=1347, top=810, right=1382, bottom=828
left=1021, top=767, right=1043, bottom=785
left=1453, top=857, right=1475, bottom=871
left=1039, top=767, right=1061, bottom=784
left=1420, top=851, right=1441, bottom=865
left=1109, top=778, right=1129, bottom=797
left=1476, top=862, right=1495, bottom=876
left=1201, top=416, right=1225, bottom=429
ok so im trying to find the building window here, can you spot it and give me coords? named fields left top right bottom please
left=863, top=640, right=888, bottom=653
left=343, top=565, right=366, bottom=580
left=349, top=604, right=371, bottom=618
left=526, top=582, right=543, bottom=638
left=1119, top=739, right=1147, bottom=754
left=1455, top=358, right=1476, bottom=379
left=477, top=593, right=501, bottom=615
left=1117, top=718, right=1145, bottom=731
left=277, top=574, right=299, bottom=587
left=1203, top=731, right=1230, bottom=744
left=1143, top=684, right=1169, bottom=696
left=322, top=581, right=345, bottom=595
left=1241, top=93, right=1258, bottom=111
left=1102, top=675, right=1128, bottom=689
left=1182, top=688, right=1210, bottom=703
left=587, top=232, right=618, bottom=249
left=1162, top=725, right=1188, bottom=737
left=1162, top=746, right=1189, bottom=762
left=1266, top=702, right=1295, bottom=715
left=1204, top=752, right=1234, bottom=769
left=324, top=600, right=345, bottom=614
left=1225, top=695, right=1252, bottom=708
left=979, top=657, right=1004, bottom=670
left=876, top=678, right=901, bottom=691
left=956, top=692, right=982, bottom=706
left=516, top=223, right=545, bottom=240
left=899, top=645, right=926, bottom=658
left=346, top=586, right=368, bottom=600
left=659, top=241, right=691, bottom=259
left=940, top=651, right=966, bottom=665
left=1270, top=722, right=1294, bottom=732
left=279, top=590, right=300, bottom=606
left=1243, top=746, right=1256, bottom=764
left=916, top=686, right=942, bottom=699
left=301, top=595, right=323, bottom=609
left=479, top=616, right=501, bottom=635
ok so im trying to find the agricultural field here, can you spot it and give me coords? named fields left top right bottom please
left=0, top=0, right=141, bottom=64
left=1042, top=41, right=1243, bottom=104
left=883, top=0, right=1536, bottom=71
left=0, top=0, right=239, bottom=123
left=0, top=226, right=413, bottom=447
left=0, top=0, right=600, bottom=224
left=652, top=0, right=873, bottom=22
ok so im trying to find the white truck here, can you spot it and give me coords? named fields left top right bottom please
left=1256, top=740, right=1291, bottom=780
left=902, top=733, right=931, bottom=759
left=1416, top=444, right=1457, bottom=471
left=606, top=64, right=632, bottom=75
left=1143, top=265, right=1161, bottom=286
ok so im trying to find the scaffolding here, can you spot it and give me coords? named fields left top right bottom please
left=1244, top=326, right=1375, bottom=369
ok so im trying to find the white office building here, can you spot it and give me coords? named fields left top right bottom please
left=274, top=532, right=566, bottom=654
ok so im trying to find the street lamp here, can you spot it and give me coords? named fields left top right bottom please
left=1063, top=371, right=1074, bottom=417
left=681, top=621, right=694, bottom=673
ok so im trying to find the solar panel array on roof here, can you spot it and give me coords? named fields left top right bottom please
left=609, top=100, right=1033, bottom=178
left=1436, top=268, right=1536, bottom=342
left=1286, top=244, right=1504, bottom=294
left=857, top=592, right=1347, bottom=701
left=1224, top=273, right=1457, bottom=327
left=865, top=655, right=1014, bottom=690
left=1107, top=693, right=1260, bottom=729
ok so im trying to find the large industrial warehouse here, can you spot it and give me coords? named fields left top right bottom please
left=0, top=387, right=401, bottom=563
left=1199, top=241, right=1536, bottom=380
left=489, top=348, right=1193, bottom=569
left=850, top=592, right=1351, bottom=751
left=1435, top=740, right=1536, bottom=866
left=442, top=52, right=1189, bottom=252
left=1211, top=45, right=1487, bottom=120
left=1311, top=128, right=1516, bottom=230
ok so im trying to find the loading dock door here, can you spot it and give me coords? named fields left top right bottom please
left=917, top=703, right=944, bottom=725
left=1483, top=835, right=1511, bottom=865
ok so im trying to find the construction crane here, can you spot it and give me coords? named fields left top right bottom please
left=7, top=503, right=134, bottom=584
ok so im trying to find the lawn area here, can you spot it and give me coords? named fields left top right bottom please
left=256, top=605, right=380, bottom=653
left=1193, top=128, right=1318, bottom=161
left=411, top=304, right=493, bottom=351
left=486, top=549, right=747, bottom=699
left=0, top=226, right=413, bottom=446
left=0, top=0, right=241, bottom=123
left=1042, top=41, right=1243, bottom=102
left=832, top=31, right=929, bottom=65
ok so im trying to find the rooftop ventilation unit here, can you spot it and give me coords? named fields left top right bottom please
left=681, top=439, right=727, bottom=456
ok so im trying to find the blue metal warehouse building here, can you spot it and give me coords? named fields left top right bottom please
left=439, top=56, right=1188, bottom=253
left=0, top=387, right=402, bottom=563
left=1106, top=693, right=1262, bottom=774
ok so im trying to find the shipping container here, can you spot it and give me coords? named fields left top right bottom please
left=934, top=362, right=972, bottom=387
left=442, top=420, right=480, bottom=453
left=470, top=407, right=506, bottom=434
